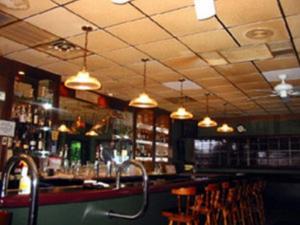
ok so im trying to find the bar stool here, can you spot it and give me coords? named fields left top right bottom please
left=192, top=183, right=220, bottom=225
left=162, top=186, right=199, bottom=225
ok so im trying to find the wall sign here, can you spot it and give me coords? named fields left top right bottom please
left=0, top=120, right=16, bottom=137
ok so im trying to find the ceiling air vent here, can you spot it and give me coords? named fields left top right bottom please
left=0, top=21, right=57, bottom=47
left=36, top=39, right=85, bottom=60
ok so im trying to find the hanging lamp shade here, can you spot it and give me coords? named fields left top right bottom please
left=217, top=123, right=234, bottom=133
left=217, top=103, right=234, bottom=133
left=64, top=70, right=101, bottom=90
left=170, top=106, right=193, bottom=120
left=198, top=93, right=217, bottom=127
left=85, top=130, right=98, bottom=136
left=64, top=26, right=101, bottom=91
left=170, top=79, right=194, bottom=120
left=58, top=124, right=71, bottom=133
left=129, top=92, right=158, bottom=108
left=129, top=59, right=158, bottom=108
left=198, top=116, right=217, bottom=127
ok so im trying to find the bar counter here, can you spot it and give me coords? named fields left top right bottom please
left=1, top=174, right=230, bottom=225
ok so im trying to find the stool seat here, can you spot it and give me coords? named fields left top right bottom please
left=162, top=186, right=199, bottom=225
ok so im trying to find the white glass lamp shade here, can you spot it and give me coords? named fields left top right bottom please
left=85, top=130, right=98, bottom=136
left=58, top=124, right=71, bottom=133
left=198, top=116, right=217, bottom=127
left=129, top=92, right=158, bottom=108
left=194, top=0, right=216, bottom=20
left=217, top=123, right=234, bottom=133
left=170, top=107, right=194, bottom=120
left=112, top=0, right=131, bottom=4
left=64, top=70, right=101, bottom=90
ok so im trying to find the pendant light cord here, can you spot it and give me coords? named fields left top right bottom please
left=83, top=30, right=88, bottom=70
left=206, top=93, right=209, bottom=115
left=179, top=79, right=185, bottom=107
left=142, top=58, right=149, bottom=92
left=82, top=26, right=92, bottom=71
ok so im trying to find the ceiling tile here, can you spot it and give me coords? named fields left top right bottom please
left=6, top=48, right=59, bottom=67
left=52, top=0, right=74, bottom=4
left=95, top=65, right=139, bottom=81
left=262, top=67, right=300, bottom=81
left=126, top=60, right=173, bottom=75
left=148, top=72, right=182, bottom=83
left=0, top=37, right=27, bottom=55
left=68, top=29, right=127, bottom=53
left=68, top=54, right=117, bottom=71
left=255, top=56, right=299, bottom=71
left=0, top=10, right=17, bottom=26
left=180, top=66, right=221, bottom=81
left=162, top=54, right=206, bottom=70
left=215, top=62, right=258, bottom=76
left=295, top=38, right=300, bottom=53
left=226, top=73, right=266, bottom=84
left=0, top=0, right=56, bottom=19
left=136, top=38, right=188, bottom=60
left=0, top=21, right=58, bottom=47
left=281, top=0, right=300, bottom=16
left=66, top=0, right=144, bottom=28
left=107, top=18, right=171, bottom=45
left=180, top=30, right=238, bottom=53
left=287, top=14, right=300, bottom=38
left=220, top=44, right=273, bottom=63
left=132, top=0, right=193, bottom=15
left=216, top=0, right=281, bottom=27
left=199, top=51, right=228, bottom=66
left=239, top=81, right=271, bottom=90
left=41, top=60, right=81, bottom=76
left=152, top=6, right=222, bottom=37
left=100, top=47, right=147, bottom=65
left=26, top=7, right=94, bottom=38
left=230, top=19, right=289, bottom=45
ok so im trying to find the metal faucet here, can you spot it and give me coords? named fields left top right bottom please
left=106, top=159, right=149, bottom=220
left=0, top=154, right=39, bottom=225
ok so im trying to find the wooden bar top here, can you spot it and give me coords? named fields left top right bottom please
left=1, top=174, right=226, bottom=208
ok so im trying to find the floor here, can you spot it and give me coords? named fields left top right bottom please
left=266, top=208, right=300, bottom=225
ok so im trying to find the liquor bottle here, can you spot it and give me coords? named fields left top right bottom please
left=37, top=131, right=44, bottom=151
left=26, top=104, right=32, bottom=124
left=38, top=108, right=45, bottom=127
left=32, top=106, right=39, bottom=125
left=19, top=104, right=26, bottom=123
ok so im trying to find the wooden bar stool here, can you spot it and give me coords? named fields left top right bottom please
left=162, top=186, right=199, bottom=225
left=192, top=183, right=220, bottom=225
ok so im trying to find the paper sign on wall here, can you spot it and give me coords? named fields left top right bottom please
left=0, top=120, right=16, bottom=137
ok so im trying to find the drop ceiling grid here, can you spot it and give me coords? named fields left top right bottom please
left=0, top=1, right=299, bottom=117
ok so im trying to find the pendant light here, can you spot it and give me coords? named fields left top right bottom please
left=198, top=93, right=217, bottom=127
left=217, top=103, right=234, bottom=133
left=64, top=26, right=101, bottom=90
left=170, top=79, right=194, bottom=120
left=129, top=58, right=158, bottom=108
left=194, top=0, right=216, bottom=20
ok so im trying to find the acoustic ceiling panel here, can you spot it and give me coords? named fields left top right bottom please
left=107, top=18, right=171, bottom=45
left=281, top=0, right=300, bottom=16
left=152, top=6, right=222, bottom=37
left=0, top=21, right=58, bottom=47
left=287, top=14, right=300, bottom=38
left=199, top=51, right=228, bottom=66
left=0, top=37, right=27, bottom=55
left=255, top=56, right=299, bottom=72
left=180, top=29, right=238, bottom=53
left=216, top=0, right=281, bottom=27
left=220, top=44, right=273, bottom=63
left=132, top=0, right=193, bottom=15
left=66, top=0, right=144, bottom=28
